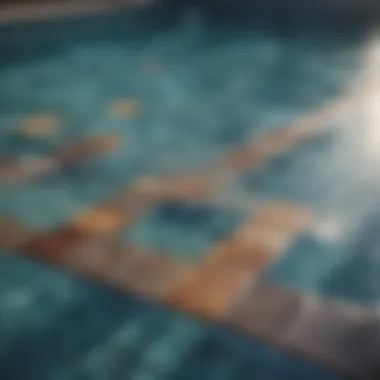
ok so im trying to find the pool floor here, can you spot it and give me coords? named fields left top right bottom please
left=1, top=4, right=380, bottom=380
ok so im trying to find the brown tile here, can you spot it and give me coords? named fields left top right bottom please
left=63, top=235, right=124, bottom=278
left=22, top=226, right=88, bottom=265
left=167, top=265, right=252, bottom=319
left=133, top=174, right=215, bottom=200
left=219, top=147, right=262, bottom=172
left=71, top=206, right=126, bottom=235
left=225, top=281, right=380, bottom=376
left=0, top=156, right=58, bottom=185
left=203, top=216, right=291, bottom=273
left=0, top=218, right=33, bottom=249
left=205, top=238, right=274, bottom=272
left=53, top=133, right=119, bottom=165
left=108, top=98, right=141, bottom=118
left=18, top=114, right=58, bottom=138
left=125, top=254, right=190, bottom=300
left=285, top=300, right=380, bottom=375
left=253, top=201, right=313, bottom=236
left=102, top=188, right=158, bottom=224
left=225, top=282, right=310, bottom=341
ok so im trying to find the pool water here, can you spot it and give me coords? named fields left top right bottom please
left=0, top=3, right=379, bottom=379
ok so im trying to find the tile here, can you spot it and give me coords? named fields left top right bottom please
left=108, top=98, right=141, bottom=118
left=219, top=147, right=263, bottom=172
left=0, top=218, right=33, bottom=249
left=18, top=114, right=58, bottom=138
left=71, top=205, right=126, bottom=235
left=133, top=174, right=216, bottom=200
left=101, top=188, right=158, bottom=224
left=0, top=156, right=58, bottom=185
left=167, top=264, right=252, bottom=319
left=286, top=301, right=380, bottom=375
left=226, top=281, right=380, bottom=376
left=22, top=226, right=88, bottom=265
left=263, top=234, right=346, bottom=294
left=52, top=133, right=120, bottom=165
left=225, top=282, right=309, bottom=343
left=123, top=253, right=190, bottom=300
left=322, top=213, right=380, bottom=305
left=253, top=201, right=313, bottom=236
left=121, top=200, right=246, bottom=262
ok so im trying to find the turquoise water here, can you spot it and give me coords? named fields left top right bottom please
left=0, top=4, right=375, bottom=379
left=0, top=252, right=342, bottom=380
left=121, top=200, right=247, bottom=261
left=0, top=6, right=365, bottom=229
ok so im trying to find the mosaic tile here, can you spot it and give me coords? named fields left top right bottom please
left=120, top=200, right=246, bottom=262
left=322, top=213, right=380, bottom=306
left=18, top=113, right=59, bottom=138
left=167, top=264, right=252, bottom=319
left=71, top=205, right=127, bottom=235
left=263, top=233, right=347, bottom=295
left=0, top=3, right=374, bottom=379
left=52, top=133, right=120, bottom=165
left=226, top=281, right=380, bottom=376
left=133, top=174, right=217, bottom=200
left=121, top=253, right=189, bottom=300
left=0, top=250, right=345, bottom=380
left=0, top=218, right=33, bottom=250
left=252, top=201, right=314, bottom=236
left=108, top=98, right=141, bottom=118
left=0, top=155, right=58, bottom=185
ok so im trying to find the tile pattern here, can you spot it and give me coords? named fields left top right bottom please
left=225, top=282, right=380, bottom=376
left=1, top=5, right=380, bottom=380
left=0, top=252, right=343, bottom=380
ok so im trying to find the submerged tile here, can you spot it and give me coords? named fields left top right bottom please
left=18, top=114, right=59, bottom=138
left=0, top=218, right=33, bottom=250
left=263, top=233, right=347, bottom=294
left=121, top=200, right=246, bottom=262
left=225, top=281, right=380, bottom=376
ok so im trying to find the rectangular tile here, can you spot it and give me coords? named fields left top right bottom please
left=225, top=282, right=309, bottom=342
left=22, top=227, right=188, bottom=301
left=166, top=264, right=252, bottom=319
left=22, top=226, right=89, bottom=265
left=225, top=281, right=380, bottom=376
left=0, top=156, right=58, bottom=185
left=52, top=133, right=119, bottom=165
left=253, top=202, right=313, bottom=236
left=285, top=300, right=380, bottom=375
left=120, top=253, right=190, bottom=300
left=0, top=218, right=33, bottom=250
left=70, top=189, right=157, bottom=235
left=133, top=174, right=216, bottom=200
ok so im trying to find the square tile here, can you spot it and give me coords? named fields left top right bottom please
left=263, top=233, right=346, bottom=294
left=71, top=205, right=126, bottom=235
left=167, top=264, right=252, bottom=319
left=120, top=200, right=246, bottom=262
left=0, top=218, right=33, bottom=250
left=225, top=282, right=309, bottom=343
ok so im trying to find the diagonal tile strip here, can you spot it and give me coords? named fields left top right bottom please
left=70, top=173, right=218, bottom=235
left=0, top=133, right=119, bottom=186
left=0, top=217, right=34, bottom=250
left=165, top=202, right=314, bottom=319
left=224, top=281, right=380, bottom=377
left=22, top=226, right=189, bottom=300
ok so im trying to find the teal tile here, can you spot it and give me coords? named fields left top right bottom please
left=262, top=234, right=347, bottom=294
left=120, top=200, right=246, bottom=261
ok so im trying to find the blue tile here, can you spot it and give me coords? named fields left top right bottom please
left=323, top=213, right=380, bottom=305
left=262, top=234, right=347, bottom=294
left=120, top=200, right=246, bottom=261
